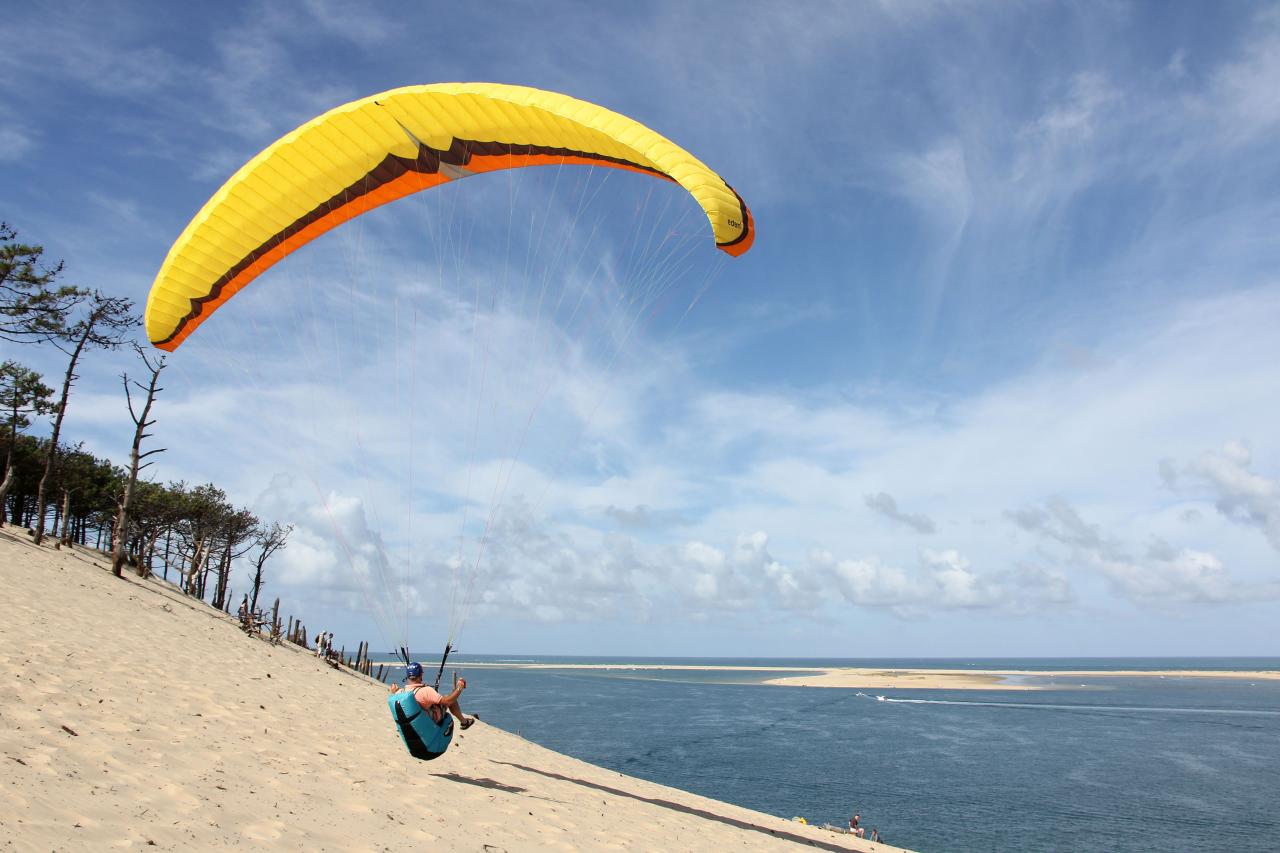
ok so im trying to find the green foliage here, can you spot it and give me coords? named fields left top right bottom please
left=56, top=290, right=137, bottom=354
left=0, top=360, right=56, bottom=444
left=0, top=435, right=120, bottom=525
left=0, top=222, right=86, bottom=343
left=56, top=442, right=125, bottom=519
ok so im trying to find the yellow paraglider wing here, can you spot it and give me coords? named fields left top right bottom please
left=145, top=82, right=753, bottom=351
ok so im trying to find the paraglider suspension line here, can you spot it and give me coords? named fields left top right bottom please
left=432, top=642, right=453, bottom=690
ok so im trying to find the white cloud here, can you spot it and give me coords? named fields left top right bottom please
left=1166, top=441, right=1280, bottom=551
left=1006, top=497, right=1117, bottom=558
left=1206, top=8, right=1280, bottom=141
left=866, top=491, right=937, bottom=534
left=603, top=504, right=690, bottom=530
left=815, top=547, right=1070, bottom=615
left=0, top=124, right=35, bottom=162
left=1009, top=494, right=1280, bottom=606
left=888, top=140, right=972, bottom=234
left=1018, top=71, right=1120, bottom=158
left=1097, top=547, right=1261, bottom=604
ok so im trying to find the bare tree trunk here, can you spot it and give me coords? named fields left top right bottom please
left=58, top=489, right=72, bottom=548
left=0, top=392, right=22, bottom=529
left=35, top=324, right=91, bottom=546
left=112, top=350, right=165, bottom=577
left=198, top=545, right=214, bottom=601
left=250, top=561, right=266, bottom=615
left=0, top=466, right=12, bottom=529
left=162, top=528, right=172, bottom=581
left=248, top=522, right=292, bottom=616
left=211, top=535, right=232, bottom=611
left=50, top=491, right=62, bottom=544
left=186, top=535, right=205, bottom=595
left=140, top=530, right=160, bottom=578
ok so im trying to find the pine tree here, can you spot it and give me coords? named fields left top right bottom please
left=0, top=361, right=56, bottom=525
left=0, top=222, right=85, bottom=343
left=34, top=292, right=137, bottom=544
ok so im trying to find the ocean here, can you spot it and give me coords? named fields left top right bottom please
left=389, top=657, right=1280, bottom=852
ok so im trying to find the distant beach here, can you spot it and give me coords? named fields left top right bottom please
left=454, top=660, right=1280, bottom=691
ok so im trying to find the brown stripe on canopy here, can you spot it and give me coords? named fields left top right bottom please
left=154, top=138, right=672, bottom=350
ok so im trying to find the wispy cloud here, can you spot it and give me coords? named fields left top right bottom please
left=814, top=546, right=1071, bottom=615
left=1009, top=494, right=1280, bottom=606
left=0, top=124, right=36, bottom=162
left=1205, top=7, right=1280, bottom=142
left=1164, top=441, right=1280, bottom=551
left=866, top=492, right=936, bottom=534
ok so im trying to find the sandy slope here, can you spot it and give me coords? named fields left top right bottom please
left=0, top=531, right=905, bottom=852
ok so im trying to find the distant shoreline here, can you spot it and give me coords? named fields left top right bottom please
left=447, top=661, right=1280, bottom=691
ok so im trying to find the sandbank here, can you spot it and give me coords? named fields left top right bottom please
left=762, top=668, right=1280, bottom=690
left=0, top=530, right=906, bottom=852
left=452, top=662, right=1278, bottom=691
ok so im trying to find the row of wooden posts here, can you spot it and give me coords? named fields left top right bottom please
left=240, top=596, right=391, bottom=684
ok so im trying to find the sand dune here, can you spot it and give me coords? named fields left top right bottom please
left=0, top=530, right=904, bottom=852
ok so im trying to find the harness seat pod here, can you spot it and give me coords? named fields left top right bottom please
left=388, top=689, right=454, bottom=760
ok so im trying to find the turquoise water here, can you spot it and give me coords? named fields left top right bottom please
left=394, top=657, right=1280, bottom=852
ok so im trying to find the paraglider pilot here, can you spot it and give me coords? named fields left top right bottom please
left=396, top=662, right=476, bottom=730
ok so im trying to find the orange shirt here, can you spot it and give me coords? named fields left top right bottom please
left=412, top=684, right=443, bottom=708
left=404, top=682, right=445, bottom=722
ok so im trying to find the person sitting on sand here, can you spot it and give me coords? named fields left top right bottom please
left=396, top=662, right=476, bottom=730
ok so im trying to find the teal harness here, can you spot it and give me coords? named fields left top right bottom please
left=388, top=688, right=454, bottom=760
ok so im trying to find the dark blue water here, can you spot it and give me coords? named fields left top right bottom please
left=388, top=657, right=1280, bottom=852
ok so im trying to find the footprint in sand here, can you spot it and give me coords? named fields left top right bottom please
left=242, top=818, right=287, bottom=841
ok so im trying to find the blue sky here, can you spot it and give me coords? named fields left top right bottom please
left=4, top=1, right=1280, bottom=657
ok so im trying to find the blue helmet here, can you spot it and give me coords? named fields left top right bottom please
left=405, top=661, right=424, bottom=680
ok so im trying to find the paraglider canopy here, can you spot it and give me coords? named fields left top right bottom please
left=145, top=82, right=754, bottom=351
